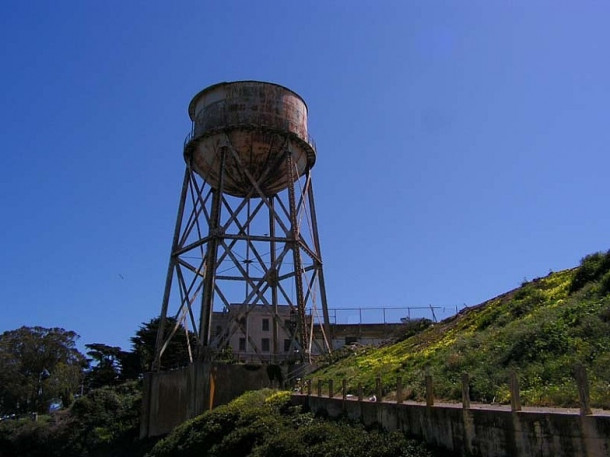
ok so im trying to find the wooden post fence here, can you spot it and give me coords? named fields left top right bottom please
left=461, top=373, right=470, bottom=409
left=396, top=377, right=403, bottom=404
left=575, top=364, right=592, bottom=416
left=302, top=367, right=597, bottom=416
left=425, top=368, right=434, bottom=407
left=509, top=371, right=521, bottom=412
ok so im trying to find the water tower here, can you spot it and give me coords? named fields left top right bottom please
left=153, top=81, right=332, bottom=369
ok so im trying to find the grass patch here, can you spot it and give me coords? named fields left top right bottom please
left=309, top=252, right=610, bottom=408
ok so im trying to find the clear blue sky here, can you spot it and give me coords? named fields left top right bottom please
left=1, top=1, right=609, bottom=352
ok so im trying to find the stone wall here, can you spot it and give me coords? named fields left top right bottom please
left=293, top=395, right=610, bottom=457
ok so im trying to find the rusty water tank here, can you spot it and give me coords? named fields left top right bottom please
left=184, top=81, right=316, bottom=197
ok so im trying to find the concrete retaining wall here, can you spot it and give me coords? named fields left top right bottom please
left=293, top=395, right=610, bottom=457
left=140, top=362, right=288, bottom=437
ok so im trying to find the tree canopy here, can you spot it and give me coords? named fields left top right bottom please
left=0, top=326, right=87, bottom=414
left=84, top=343, right=140, bottom=389
left=0, top=317, right=196, bottom=415
left=131, top=317, right=194, bottom=372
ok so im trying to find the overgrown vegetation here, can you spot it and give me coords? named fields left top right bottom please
left=148, top=389, right=443, bottom=457
left=311, top=250, right=610, bottom=408
left=0, top=317, right=193, bottom=418
left=4, top=251, right=610, bottom=455
left=395, top=318, right=434, bottom=343
left=0, top=327, right=87, bottom=415
left=570, top=250, right=610, bottom=295
left=0, top=381, right=156, bottom=457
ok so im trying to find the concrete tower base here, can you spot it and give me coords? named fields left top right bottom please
left=140, top=361, right=297, bottom=437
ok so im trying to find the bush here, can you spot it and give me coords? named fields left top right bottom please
left=600, top=270, right=610, bottom=296
left=0, top=417, right=67, bottom=457
left=511, top=287, right=546, bottom=317
left=0, top=381, right=149, bottom=457
left=148, top=390, right=275, bottom=457
left=254, top=420, right=436, bottom=457
left=395, top=319, right=433, bottom=342
left=570, top=250, right=610, bottom=293
left=149, top=389, right=441, bottom=457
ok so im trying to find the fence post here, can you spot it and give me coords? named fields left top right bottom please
left=328, top=379, right=334, bottom=398
left=342, top=379, right=347, bottom=401
left=425, top=368, right=434, bottom=407
left=358, top=383, right=363, bottom=402
left=306, top=379, right=312, bottom=396
left=574, top=364, right=592, bottom=416
left=396, top=377, right=403, bottom=404
left=375, top=375, right=382, bottom=402
left=299, top=379, right=304, bottom=395
left=317, top=379, right=322, bottom=397
left=461, top=373, right=470, bottom=409
left=509, top=371, right=521, bottom=412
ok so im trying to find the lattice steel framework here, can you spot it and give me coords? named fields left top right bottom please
left=153, top=133, right=332, bottom=369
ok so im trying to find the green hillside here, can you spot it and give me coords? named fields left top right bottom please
left=311, top=251, right=610, bottom=408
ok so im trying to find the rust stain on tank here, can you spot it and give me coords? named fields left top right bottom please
left=184, top=81, right=316, bottom=197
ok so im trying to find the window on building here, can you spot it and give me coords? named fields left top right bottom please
left=238, top=317, right=247, bottom=333
left=261, top=338, right=270, bottom=352
left=284, top=339, right=292, bottom=352
left=239, top=338, right=246, bottom=351
left=284, top=319, right=295, bottom=334
left=215, top=326, right=222, bottom=337
left=262, top=318, right=270, bottom=332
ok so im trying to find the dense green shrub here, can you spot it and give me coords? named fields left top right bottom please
left=395, top=318, right=433, bottom=342
left=63, top=381, right=142, bottom=455
left=0, top=381, right=152, bottom=457
left=0, top=417, right=63, bottom=457
left=148, top=390, right=275, bottom=457
left=600, top=270, right=610, bottom=296
left=510, top=287, right=546, bottom=317
left=148, top=389, right=442, bottom=457
left=570, top=250, right=610, bottom=293
left=254, top=421, right=434, bottom=457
